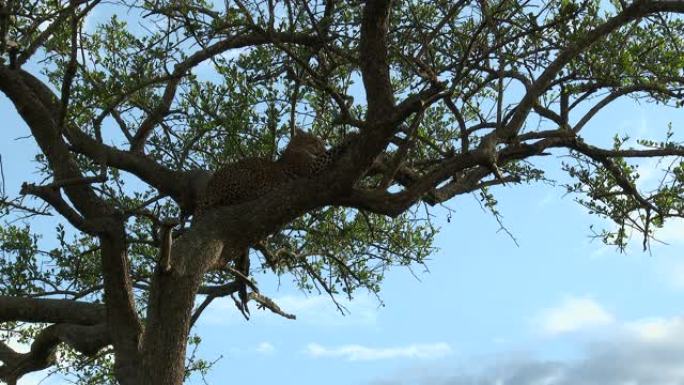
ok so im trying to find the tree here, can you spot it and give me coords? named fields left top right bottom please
left=1, top=0, right=684, bottom=383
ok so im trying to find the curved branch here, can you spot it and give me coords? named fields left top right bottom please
left=504, top=0, right=684, bottom=139
left=0, top=68, right=106, bottom=218
left=129, top=77, right=181, bottom=153
left=0, top=323, right=110, bottom=385
left=573, top=83, right=679, bottom=133
left=67, top=126, right=207, bottom=210
left=19, top=68, right=211, bottom=212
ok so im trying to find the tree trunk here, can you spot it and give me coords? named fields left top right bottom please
left=100, top=231, right=144, bottom=383
left=138, top=234, right=225, bottom=385
left=139, top=274, right=198, bottom=385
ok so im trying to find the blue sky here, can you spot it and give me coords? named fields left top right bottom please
left=4, top=93, right=684, bottom=385
left=4, top=4, right=684, bottom=385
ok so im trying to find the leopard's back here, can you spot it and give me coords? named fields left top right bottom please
left=196, top=130, right=349, bottom=217
left=196, top=158, right=287, bottom=216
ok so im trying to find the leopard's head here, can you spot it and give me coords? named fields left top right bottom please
left=280, top=129, right=327, bottom=176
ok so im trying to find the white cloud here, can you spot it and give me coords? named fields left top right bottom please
left=200, top=293, right=379, bottom=327
left=305, top=342, right=452, bottom=361
left=373, top=316, right=684, bottom=385
left=665, top=261, right=684, bottom=290
left=635, top=157, right=663, bottom=191
left=589, top=244, right=613, bottom=258
left=275, top=295, right=378, bottom=326
left=16, top=372, right=61, bottom=385
left=652, top=251, right=684, bottom=291
left=374, top=313, right=684, bottom=385
left=536, top=191, right=557, bottom=209
left=255, top=341, right=276, bottom=355
left=625, top=316, right=684, bottom=342
left=654, top=218, right=684, bottom=245
left=537, top=297, right=614, bottom=335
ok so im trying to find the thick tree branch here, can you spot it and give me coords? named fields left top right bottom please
left=0, top=68, right=105, bottom=218
left=14, top=68, right=209, bottom=212
left=0, top=67, right=142, bottom=377
left=359, top=0, right=394, bottom=119
left=0, top=295, right=105, bottom=324
left=336, top=138, right=566, bottom=214
left=68, top=127, right=208, bottom=211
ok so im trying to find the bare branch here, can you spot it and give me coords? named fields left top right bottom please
left=249, top=292, right=296, bottom=320
left=19, top=183, right=98, bottom=234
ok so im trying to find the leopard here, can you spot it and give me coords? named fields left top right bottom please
left=195, top=129, right=328, bottom=216
left=193, top=129, right=330, bottom=316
